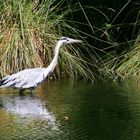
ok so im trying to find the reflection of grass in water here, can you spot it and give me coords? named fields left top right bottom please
left=0, top=110, right=16, bottom=139
left=0, top=0, right=95, bottom=81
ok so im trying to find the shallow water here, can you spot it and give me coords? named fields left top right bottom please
left=0, top=80, right=140, bottom=140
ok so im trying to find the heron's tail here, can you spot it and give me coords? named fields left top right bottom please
left=0, top=76, right=13, bottom=88
left=0, top=79, right=6, bottom=86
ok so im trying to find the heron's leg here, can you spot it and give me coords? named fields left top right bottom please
left=30, top=88, right=35, bottom=97
left=19, top=89, right=25, bottom=96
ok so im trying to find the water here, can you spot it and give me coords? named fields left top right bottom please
left=0, top=80, right=140, bottom=140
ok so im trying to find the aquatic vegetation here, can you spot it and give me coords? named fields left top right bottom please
left=96, top=1, right=140, bottom=81
left=0, top=0, right=95, bottom=81
left=115, top=39, right=140, bottom=79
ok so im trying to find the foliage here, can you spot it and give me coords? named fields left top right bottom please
left=83, top=0, right=140, bottom=81
left=1, top=0, right=139, bottom=82
left=115, top=38, right=140, bottom=79
left=0, top=0, right=96, bottom=81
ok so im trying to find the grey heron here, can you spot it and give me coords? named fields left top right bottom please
left=0, top=37, right=82, bottom=95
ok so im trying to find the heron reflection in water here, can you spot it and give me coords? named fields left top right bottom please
left=0, top=95, right=57, bottom=127
left=0, top=37, right=82, bottom=96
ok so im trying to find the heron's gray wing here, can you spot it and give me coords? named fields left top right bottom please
left=20, top=69, right=46, bottom=88
left=0, top=68, right=46, bottom=89
left=14, top=73, right=44, bottom=89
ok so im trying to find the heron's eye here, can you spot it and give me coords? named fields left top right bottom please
left=60, top=37, right=69, bottom=43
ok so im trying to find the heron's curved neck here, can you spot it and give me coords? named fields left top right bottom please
left=44, top=42, right=62, bottom=76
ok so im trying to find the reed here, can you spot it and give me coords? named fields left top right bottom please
left=96, top=1, right=140, bottom=81
left=115, top=39, right=140, bottom=79
left=0, top=0, right=95, bottom=81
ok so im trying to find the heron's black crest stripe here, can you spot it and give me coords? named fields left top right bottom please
left=60, top=37, right=68, bottom=40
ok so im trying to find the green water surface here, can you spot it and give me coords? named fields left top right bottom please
left=0, top=80, right=140, bottom=140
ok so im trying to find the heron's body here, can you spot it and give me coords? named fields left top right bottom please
left=0, top=68, right=47, bottom=89
left=0, top=37, right=82, bottom=95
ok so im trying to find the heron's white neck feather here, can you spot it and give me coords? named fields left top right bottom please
left=44, top=41, right=62, bottom=77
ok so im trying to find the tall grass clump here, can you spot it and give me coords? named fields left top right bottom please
left=114, top=3, right=140, bottom=80
left=0, top=0, right=95, bottom=81
left=115, top=38, right=140, bottom=79
left=95, top=1, right=140, bottom=81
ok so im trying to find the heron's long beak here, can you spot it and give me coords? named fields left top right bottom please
left=69, top=39, right=83, bottom=44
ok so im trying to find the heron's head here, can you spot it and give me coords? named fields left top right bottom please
left=59, top=37, right=83, bottom=46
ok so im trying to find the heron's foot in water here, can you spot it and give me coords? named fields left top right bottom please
left=19, top=89, right=25, bottom=96
left=29, top=89, right=35, bottom=97
left=19, top=89, right=35, bottom=97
